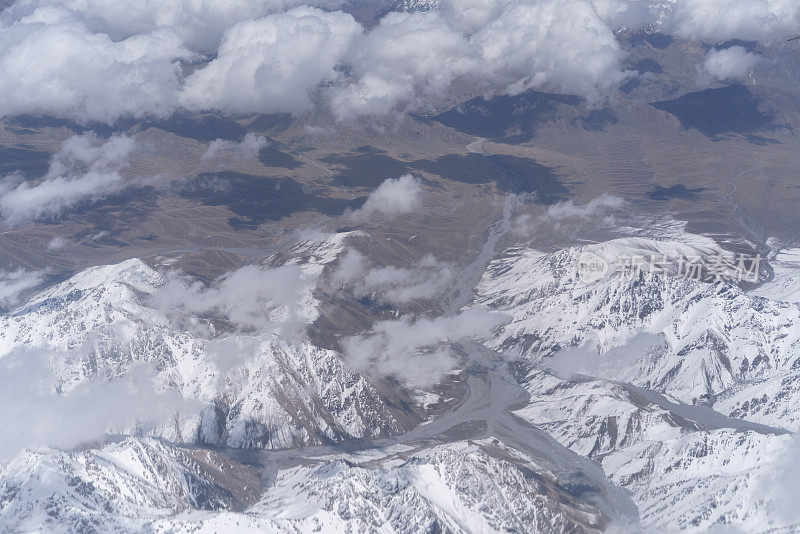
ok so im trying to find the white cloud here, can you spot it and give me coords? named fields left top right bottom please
left=0, top=349, right=183, bottom=462
left=0, top=0, right=629, bottom=121
left=442, top=0, right=800, bottom=49
left=0, top=8, right=189, bottom=123
left=544, top=194, right=625, bottom=221
left=329, top=10, right=479, bottom=118
left=331, top=249, right=454, bottom=305
left=665, top=0, right=800, bottom=42
left=768, top=434, right=800, bottom=524
left=0, top=133, right=136, bottom=225
left=513, top=194, right=625, bottom=236
left=696, top=46, right=761, bottom=87
left=545, top=332, right=663, bottom=380
left=202, top=133, right=269, bottom=162
left=586, top=0, right=800, bottom=41
left=348, top=174, right=423, bottom=222
left=46, top=237, right=67, bottom=250
left=590, top=0, right=657, bottom=28
left=4, top=0, right=794, bottom=123
left=332, top=0, right=628, bottom=117
left=0, top=268, right=45, bottom=308
left=2, top=0, right=346, bottom=52
left=343, top=307, right=509, bottom=387
left=470, top=0, right=627, bottom=103
left=151, top=264, right=314, bottom=334
left=181, top=7, right=361, bottom=115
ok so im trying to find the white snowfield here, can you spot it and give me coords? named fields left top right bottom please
left=0, top=235, right=404, bottom=453
left=476, top=234, right=800, bottom=531
left=0, top=437, right=609, bottom=533
left=1, top=229, right=800, bottom=532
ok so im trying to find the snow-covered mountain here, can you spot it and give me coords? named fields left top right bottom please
left=3, top=224, right=800, bottom=532
left=391, top=0, right=440, bottom=13
left=0, top=437, right=617, bottom=533
left=0, top=231, right=643, bottom=532
left=474, top=230, right=800, bottom=531
left=0, top=235, right=412, bottom=452
left=0, top=438, right=260, bottom=533
left=475, top=234, right=800, bottom=425
left=511, top=368, right=791, bottom=531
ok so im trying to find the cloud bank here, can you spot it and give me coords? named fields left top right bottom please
left=665, top=0, right=800, bottom=42
left=0, top=133, right=136, bottom=225
left=0, top=268, right=45, bottom=308
left=0, top=349, right=183, bottom=461
left=0, top=7, right=189, bottom=123
left=0, top=0, right=794, bottom=122
left=1, top=0, right=346, bottom=52
left=696, top=46, right=761, bottom=87
left=343, top=307, right=509, bottom=387
left=331, top=249, right=454, bottom=305
left=329, top=10, right=480, bottom=118
left=181, top=7, right=361, bottom=115
left=348, top=174, right=423, bottom=222
left=0, top=0, right=629, bottom=122
left=152, top=264, right=314, bottom=334
left=331, top=0, right=627, bottom=116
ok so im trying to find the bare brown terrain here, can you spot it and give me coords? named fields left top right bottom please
left=0, top=31, right=798, bottom=297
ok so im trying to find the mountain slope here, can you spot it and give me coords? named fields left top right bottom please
left=0, top=437, right=625, bottom=533
left=474, top=230, right=800, bottom=531
left=0, top=438, right=260, bottom=533
left=475, top=233, right=800, bottom=420
left=0, top=235, right=414, bottom=452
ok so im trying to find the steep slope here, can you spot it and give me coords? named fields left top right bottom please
left=474, top=230, right=800, bottom=531
left=475, top=234, right=800, bottom=423
left=33, top=439, right=610, bottom=533
left=0, top=235, right=411, bottom=451
left=509, top=368, right=792, bottom=531
left=0, top=438, right=260, bottom=533
left=602, top=429, right=789, bottom=531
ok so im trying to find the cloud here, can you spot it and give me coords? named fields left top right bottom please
left=513, top=194, right=625, bottom=237
left=696, top=46, right=761, bottom=87
left=329, top=10, right=478, bottom=118
left=342, top=307, right=509, bottom=387
left=0, top=8, right=189, bottom=123
left=440, top=0, right=502, bottom=33
left=665, top=0, right=800, bottom=42
left=2, top=0, right=347, bottom=52
left=181, top=7, right=361, bottom=115
left=202, top=335, right=264, bottom=383
left=768, top=434, right=800, bottom=524
left=151, top=264, right=315, bottom=334
left=0, top=133, right=136, bottom=225
left=7, top=0, right=795, bottom=123
left=469, top=0, right=627, bottom=103
left=0, top=348, right=183, bottom=462
left=590, top=0, right=657, bottom=28
left=331, top=249, right=454, bottom=305
left=0, top=268, right=45, bottom=308
left=0, top=0, right=628, bottom=121
left=545, top=332, right=663, bottom=380
left=586, top=0, right=800, bottom=41
left=202, top=133, right=269, bottom=162
left=46, top=237, right=67, bottom=250
left=348, top=174, right=423, bottom=222
left=331, top=0, right=627, bottom=116
left=543, top=194, right=625, bottom=222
